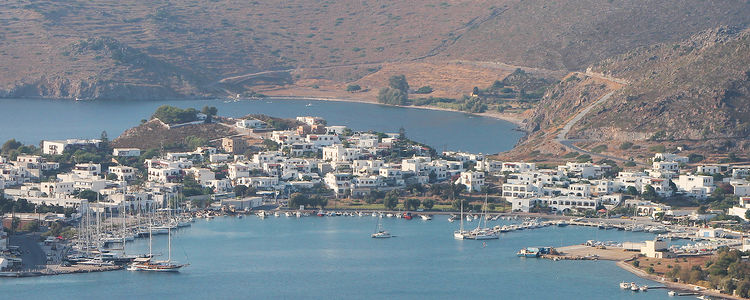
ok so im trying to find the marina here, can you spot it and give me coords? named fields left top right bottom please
left=2, top=215, right=672, bottom=299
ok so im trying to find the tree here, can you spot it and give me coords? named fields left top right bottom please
left=79, top=190, right=100, bottom=202
left=388, top=75, right=409, bottom=93
left=152, top=105, right=199, bottom=124
left=346, top=84, right=361, bottom=92
left=404, top=198, right=420, bottom=211
left=745, top=209, right=750, bottom=221
left=384, top=191, right=399, bottom=210
left=625, top=186, right=639, bottom=195
left=234, top=185, right=248, bottom=198
left=289, top=193, right=308, bottom=210
left=642, top=185, right=657, bottom=200
left=415, top=86, right=433, bottom=94
left=421, top=199, right=435, bottom=210
left=201, top=106, right=218, bottom=116
left=472, top=86, right=480, bottom=95
left=377, top=87, right=407, bottom=105
left=1, top=139, right=22, bottom=155
left=452, top=199, right=470, bottom=211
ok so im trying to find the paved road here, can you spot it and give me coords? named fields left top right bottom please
left=10, top=234, right=45, bottom=270
left=553, top=87, right=642, bottom=166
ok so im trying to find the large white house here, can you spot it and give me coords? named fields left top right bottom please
left=456, top=171, right=485, bottom=192
left=674, top=174, right=715, bottom=198
left=112, top=148, right=141, bottom=157
left=42, top=139, right=101, bottom=155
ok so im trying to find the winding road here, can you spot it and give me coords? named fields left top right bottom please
left=553, top=80, right=640, bottom=165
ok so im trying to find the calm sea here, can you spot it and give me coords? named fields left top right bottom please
left=0, top=98, right=523, bottom=154
left=4, top=216, right=669, bottom=299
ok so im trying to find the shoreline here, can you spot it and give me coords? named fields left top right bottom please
left=615, top=260, right=743, bottom=300
left=265, top=95, right=527, bottom=128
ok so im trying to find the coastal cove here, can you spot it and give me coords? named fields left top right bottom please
left=0, top=98, right=524, bottom=154
left=4, top=216, right=670, bottom=299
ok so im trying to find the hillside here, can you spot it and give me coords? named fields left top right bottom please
left=2, top=0, right=750, bottom=100
left=580, top=27, right=750, bottom=142
left=501, top=27, right=750, bottom=164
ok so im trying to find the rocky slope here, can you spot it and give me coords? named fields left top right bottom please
left=578, top=27, right=750, bottom=141
left=3, top=0, right=750, bottom=100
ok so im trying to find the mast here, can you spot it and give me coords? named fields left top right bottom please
left=148, top=222, right=152, bottom=258
left=168, top=224, right=172, bottom=263
left=459, top=197, right=464, bottom=232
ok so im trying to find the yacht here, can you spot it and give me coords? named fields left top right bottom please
left=128, top=226, right=187, bottom=272
left=420, top=214, right=432, bottom=221
left=371, top=219, right=391, bottom=238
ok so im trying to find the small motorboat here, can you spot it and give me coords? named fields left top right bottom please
left=630, top=283, right=639, bottom=291
left=667, top=290, right=676, bottom=296
left=619, top=282, right=630, bottom=289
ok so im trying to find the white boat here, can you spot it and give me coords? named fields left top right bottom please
left=420, top=215, right=432, bottom=221
left=295, top=211, right=302, bottom=218
left=466, top=215, right=473, bottom=222
left=639, top=285, right=648, bottom=292
left=371, top=218, right=391, bottom=238
left=256, top=211, right=267, bottom=219
left=128, top=225, right=187, bottom=272
left=371, top=212, right=378, bottom=217
left=274, top=211, right=280, bottom=217
left=630, top=283, right=639, bottom=291
left=453, top=199, right=468, bottom=240
left=619, top=282, right=631, bottom=289
left=285, top=212, right=292, bottom=217
left=667, top=290, right=676, bottom=296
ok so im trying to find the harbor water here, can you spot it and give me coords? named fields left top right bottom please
left=0, top=98, right=523, bottom=154
left=5, top=216, right=669, bottom=299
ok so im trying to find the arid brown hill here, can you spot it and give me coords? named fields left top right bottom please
left=2, top=0, right=749, bottom=99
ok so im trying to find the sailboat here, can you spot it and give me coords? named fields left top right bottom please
left=466, top=195, right=499, bottom=240
left=454, top=199, right=468, bottom=240
left=371, top=217, right=391, bottom=238
left=128, top=224, right=187, bottom=272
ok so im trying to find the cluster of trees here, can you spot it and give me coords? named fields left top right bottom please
left=1, top=139, right=39, bottom=161
left=663, top=249, right=750, bottom=297
left=289, top=193, right=328, bottom=210
left=377, top=75, right=409, bottom=105
left=152, top=105, right=199, bottom=124
left=0, top=195, right=74, bottom=217
left=182, top=176, right=214, bottom=197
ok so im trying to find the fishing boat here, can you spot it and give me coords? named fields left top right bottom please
left=371, top=218, right=391, bottom=238
left=517, top=248, right=540, bottom=258
left=403, top=212, right=413, bottom=220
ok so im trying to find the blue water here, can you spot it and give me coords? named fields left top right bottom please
left=4, top=216, right=670, bottom=299
left=0, top=98, right=523, bottom=154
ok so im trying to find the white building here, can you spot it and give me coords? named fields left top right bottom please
left=73, top=163, right=101, bottom=178
left=42, top=139, right=101, bottom=155
left=236, top=176, right=279, bottom=189
left=654, top=153, right=688, bottom=164
left=511, top=196, right=598, bottom=213
left=235, top=119, right=267, bottom=129
left=501, top=162, right=536, bottom=173
left=323, top=145, right=361, bottom=162
left=456, top=171, right=485, bottom=192
left=728, top=197, right=750, bottom=221
left=108, top=166, right=137, bottom=181
left=112, top=148, right=141, bottom=157
left=675, top=174, right=715, bottom=198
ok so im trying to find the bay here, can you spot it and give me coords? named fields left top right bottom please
left=5, top=216, right=667, bottom=299
left=0, top=98, right=523, bottom=154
